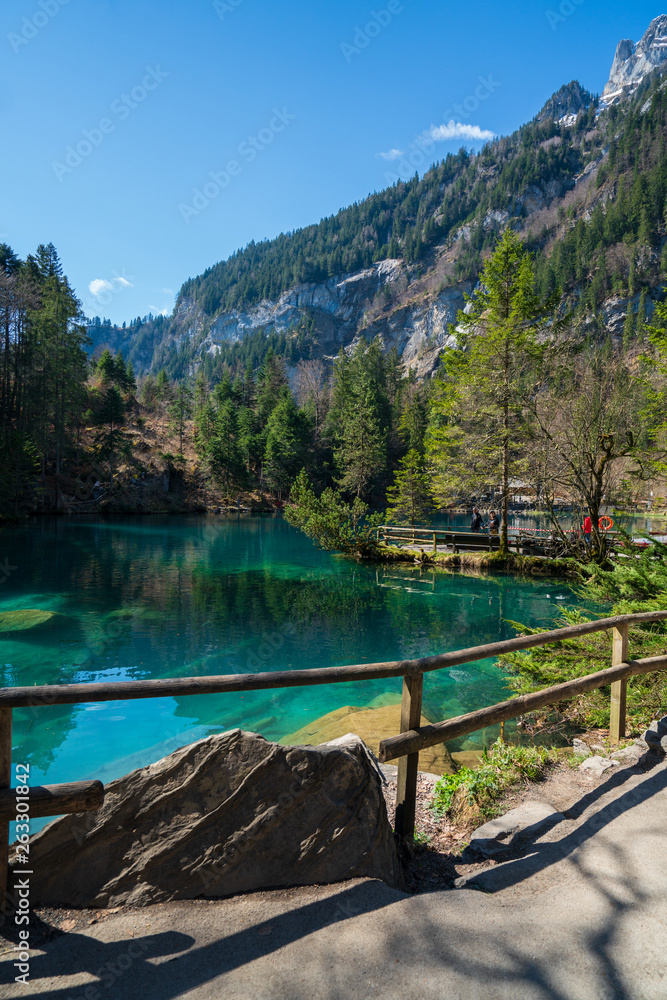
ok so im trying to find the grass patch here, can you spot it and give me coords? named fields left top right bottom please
left=430, top=741, right=558, bottom=828
left=369, top=545, right=581, bottom=578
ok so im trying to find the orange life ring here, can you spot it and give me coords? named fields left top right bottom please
left=598, top=516, right=613, bottom=531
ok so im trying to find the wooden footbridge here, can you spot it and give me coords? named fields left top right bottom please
left=377, top=524, right=618, bottom=557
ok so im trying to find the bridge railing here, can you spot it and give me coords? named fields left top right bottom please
left=2, top=609, right=666, bottom=902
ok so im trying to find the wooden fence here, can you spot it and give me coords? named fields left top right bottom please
left=377, top=525, right=513, bottom=552
left=376, top=524, right=619, bottom=557
left=1, top=609, right=666, bottom=903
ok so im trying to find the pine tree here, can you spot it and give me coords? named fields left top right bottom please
left=264, top=389, right=308, bottom=496
left=94, top=384, right=126, bottom=484
left=427, top=229, right=555, bottom=553
left=125, top=359, right=137, bottom=395
left=97, top=348, right=116, bottom=383
left=386, top=450, right=432, bottom=526
left=168, top=384, right=193, bottom=455
left=208, top=399, right=245, bottom=497
left=636, top=289, right=648, bottom=343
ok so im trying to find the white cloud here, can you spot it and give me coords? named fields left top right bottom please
left=115, top=276, right=133, bottom=288
left=378, top=148, right=404, bottom=161
left=89, top=278, right=113, bottom=297
left=421, top=120, right=495, bottom=143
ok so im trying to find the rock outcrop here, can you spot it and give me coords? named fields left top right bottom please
left=602, top=15, right=667, bottom=104
left=87, top=261, right=468, bottom=382
left=197, top=260, right=466, bottom=380
left=19, top=730, right=400, bottom=909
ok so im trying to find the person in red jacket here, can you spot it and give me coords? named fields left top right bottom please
left=583, top=514, right=592, bottom=547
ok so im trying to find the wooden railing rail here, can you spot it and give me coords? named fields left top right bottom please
left=379, top=652, right=667, bottom=762
left=1, top=609, right=666, bottom=903
left=2, top=612, right=664, bottom=710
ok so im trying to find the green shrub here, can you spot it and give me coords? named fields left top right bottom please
left=430, top=742, right=558, bottom=827
left=499, top=541, right=667, bottom=731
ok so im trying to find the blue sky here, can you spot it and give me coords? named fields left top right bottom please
left=0, top=0, right=662, bottom=324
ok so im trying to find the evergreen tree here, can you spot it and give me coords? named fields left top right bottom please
left=168, top=383, right=193, bottom=454
left=263, top=388, right=309, bottom=496
left=427, top=230, right=556, bottom=552
left=125, top=358, right=137, bottom=395
left=94, top=384, right=126, bottom=484
left=97, top=348, right=116, bottom=383
left=328, top=339, right=390, bottom=499
left=386, top=450, right=432, bottom=526
left=623, top=302, right=636, bottom=351
left=636, top=289, right=648, bottom=343
left=255, top=348, right=289, bottom=430
left=208, top=399, right=245, bottom=497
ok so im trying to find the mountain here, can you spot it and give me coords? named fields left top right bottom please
left=90, top=16, right=667, bottom=382
left=536, top=81, right=594, bottom=123
left=602, top=14, right=667, bottom=105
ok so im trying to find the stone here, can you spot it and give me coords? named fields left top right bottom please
left=281, top=704, right=458, bottom=776
left=572, top=738, right=592, bottom=758
left=610, top=744, right=646, bottom=765
left=643, top=717, right=667, bottom=754
left=19, top=730, right=400, bottom=909
left=467, top=801, right=564, bottom=859
left=579, top=755, right=620, bottom=777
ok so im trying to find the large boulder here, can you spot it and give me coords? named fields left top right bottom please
left=18, top=730, right=400, bottom=909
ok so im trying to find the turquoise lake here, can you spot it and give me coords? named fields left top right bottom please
left=0, top=515, right=603, bottom=828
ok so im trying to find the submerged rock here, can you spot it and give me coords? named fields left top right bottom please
left=281, top=703, right=458, bottom=775
left=0, top=609, right=61, bottom=633
left=20, top=729, right=400, bottom=909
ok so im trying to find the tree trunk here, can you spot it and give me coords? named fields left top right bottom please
left=501, top=396, right=509, bottom=554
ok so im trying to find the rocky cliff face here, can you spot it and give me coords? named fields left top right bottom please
left=602, top=14, right=667, bottom=103
left=88, top=261, right=468, bottom=379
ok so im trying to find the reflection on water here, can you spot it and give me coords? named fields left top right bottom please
left=0, top=515, right=602, bottom=825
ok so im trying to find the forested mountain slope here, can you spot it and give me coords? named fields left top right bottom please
left=90, top=15, right=667, bottom=382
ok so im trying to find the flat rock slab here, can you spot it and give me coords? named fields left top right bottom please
left=467, top=801, right=564, bottom=859
left=610, top=744, right=647, bottom=764
left=15, top=730, right=400, bottom=909
left=579, top=754, right=620, bottom=776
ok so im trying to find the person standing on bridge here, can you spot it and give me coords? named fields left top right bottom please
left=471, top=507, right=483, bottom=533
left=488, top=510, right=500, bottom=535
left=583, top=513, right=592, bottom=548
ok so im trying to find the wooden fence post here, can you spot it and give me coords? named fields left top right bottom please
left=610, top=623, right=629, bottom=743
left=0, top=708, right=11, bottom=912
left=433, top=533, right=437, bottom=555
left=394, top=672, right=423, bottom=843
